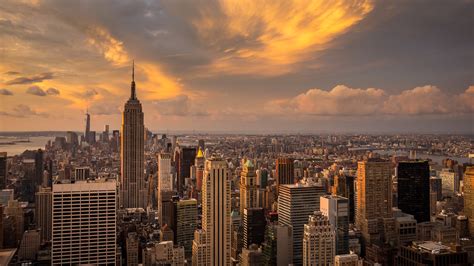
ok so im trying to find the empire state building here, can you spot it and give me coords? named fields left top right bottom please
left=120, top=62, right=147, bottom=208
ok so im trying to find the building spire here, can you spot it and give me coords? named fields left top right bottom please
left=131, top=60, right=136, bottom=99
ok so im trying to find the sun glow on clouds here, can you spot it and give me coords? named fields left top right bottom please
left=193, top=0, right=374, bottom=75
left=85, top=26, right=183, bottom=101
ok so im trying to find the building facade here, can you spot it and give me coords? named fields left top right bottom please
left=120, top=64, right=147, bottom=208
left=51, top=180, right=117, bottom=265
left=302, top=211, right=335, bottom=266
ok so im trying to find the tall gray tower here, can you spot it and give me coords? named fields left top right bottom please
left=120, top=62, right=147, bottom=208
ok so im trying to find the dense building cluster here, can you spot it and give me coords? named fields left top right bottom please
left=0, top=70, right=473, bottom=265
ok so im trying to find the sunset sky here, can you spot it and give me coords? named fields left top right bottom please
left=0, top=0, right=473, bottom=133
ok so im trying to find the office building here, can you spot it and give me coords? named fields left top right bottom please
left=17, top=229, right=41, bottom=261
left=51, top=179, right=116, bottom=265
left=127, top=232, right=139, bottom=265
left=192, top=229, right=208, bottom=266
left=84, top=111, right=91, bottom=144
left=120, top=63, right=147, bottom=209
left=302, top=211, right=335, bottom=266
left=5, top=199, right=24, bottom=246
left=142, top=241, right=185, bottom=265
left=240, top=244, right=264, bottom=266
left=278, top=181, right=326, bottom=265
left=276, top=157, right=294, bottom=190
left=0, top=152, right=7, bottom=189
left=242, top=207, right=266, bottom=249
left=193, top=158, right=231, bottom=265
left=261, top=223, right=293, bottom=266
left=355, top=159, right=392, bottom=246
left=393, top=209, right=417, bottom=245
left=464, top=166, right=474, bottom=236
left=333, top=174, right=355, bottom=223
left=439, top=168, right=459, bottom=195
left=35, top=187, right=52, bottom=243
left=397, top=241, right=468, bottom=265
left=320, top=195, right=349, bottom=255
left=240, top=159, right=259, bottom=215
left=0, top=189, right=13, bottom=206
left=74, top=166, right=91, bottom=181
left=175, top=147, right=196, bottom=194
left=195, top=147, right=205, bottom=192
left=173, top=198, right=197, bottom=259
left=397, top=161, right=430, bottom=222
left=334, top=253, right=359, bottom=266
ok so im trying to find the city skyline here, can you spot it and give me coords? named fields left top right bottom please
left=1, top=0, right=473, bottom=133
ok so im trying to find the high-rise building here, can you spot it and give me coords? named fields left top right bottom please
left=334, top=253, right=359, bottom=266
left=84, top=111, right=91, bottom=143
left=464, top=166, right=474, bottom=236
left=18, top=229, right=41, bottom=261
left=120, top=63, right=147, bottom=209
left=126, top=232, right=139, bottom=266
left=320, top=195, right=349, bottom=255
left=397, top=241, right=468, bottom=265
left=302, top=211, right=335, bottom=266
left=397, top=161, right=430, bottom=222
left=439, top=168, right=459, bottom=196
left=176, top=147, right=196, bottom=194
left=242, top=207, right=266, bottom=249
left=193, top=158, right=231, bottom=265
left=261, top=222, right=293, bottom=266
left=0, top=152, right=7, bottom=189
left=192, top=229, right=208, bottom=265
left=240, top=244, right=264, bottom=266
left=173, top=198, right=197, bottom=259
left=333, top=174, right=355, bottom=223
left=278, top=181, right=326, bottom=265
left=240, top=159, right=259, bottom=215
left=51, top=179, right=116, bottom=265
left=276, top=157, right=294, bottom=191
left=355, top=159, right=392, bottom=246
left=195, top=147, right=205, bottom=192
left=5, top=199, right=24, bottom=246
left=35, top=186, right=52, bottom=243
left=158, top=153, right=174, bottom=226
left=142, top=241, right=185, bottom=265
left=74, top=167, right=91, bottom=181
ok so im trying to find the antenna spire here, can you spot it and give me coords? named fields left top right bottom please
left=131, top=60, right=136, bottom=99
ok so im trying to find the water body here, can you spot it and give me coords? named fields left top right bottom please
left=0, top=136, right=55, bottom=156
left=374, top=149, right=472, bottom=165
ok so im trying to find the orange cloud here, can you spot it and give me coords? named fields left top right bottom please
left=193, top=0, right=374, bottom=75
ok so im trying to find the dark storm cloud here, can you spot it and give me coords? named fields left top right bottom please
left=0, top=88, right=13, bottom=96
left=6, top=72, right=54, bottom=85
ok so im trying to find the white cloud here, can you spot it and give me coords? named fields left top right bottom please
left=267, top=85, right=474, bottom=116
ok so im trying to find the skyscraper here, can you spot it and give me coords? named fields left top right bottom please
left=276, top=157, right=294, bottom=191
left=176, top=147, right=196, bottom=194
left=84, top=110, right=91, bottom=143
left=464, top=166, right=474, bottom=236
left=0, top=152, right=7, bottom=189
left=302, top=211, right=335, bottom=266
left=240, top=159, right=259, bottom=215
left=51, top=179, right=117, bottom=265
left=278, top=181, right=326, bottom=265
left=355, top=159, right=392, bottom=246
left=120, top=62, right=147, bottom=209
left=320, top=195, right=349, bottom=255
left=173, top=198, right=198, bottom=259
left=397, top=161, right=430, bottom=222
left=193, top=157, right=232, bottom=265
left=35, top=187, right=52, bottom=243
left=242, top=207, right=266, bottom=249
